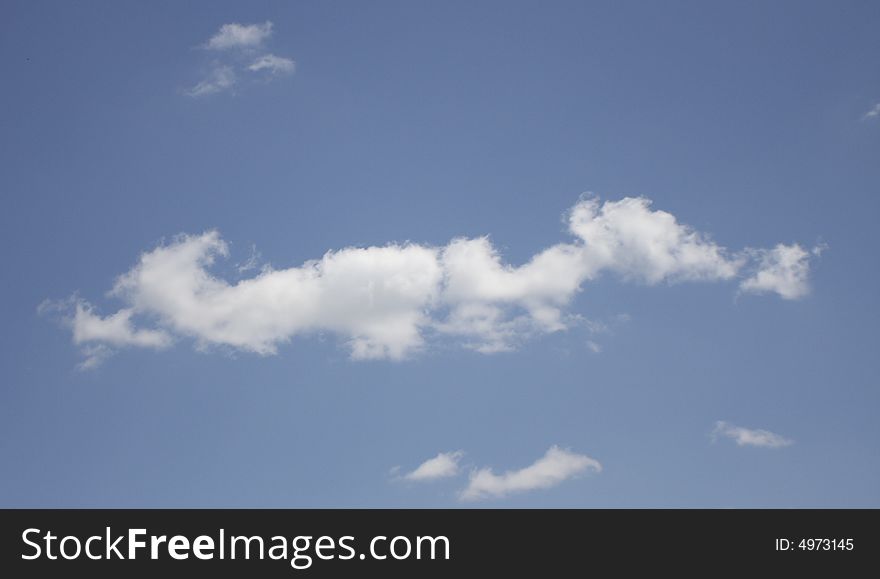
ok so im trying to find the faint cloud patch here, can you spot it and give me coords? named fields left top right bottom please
left=401, top=451, right=464, bottom=482
left=186, top=65, right=236, bottom=97
left=249, top=54, right=296, bottom=76
left=186, top=21, right=294, bottom=98
left=205, top=22, right=273, bottom=50
left=460, top=446, right=601, bottom=501
left=236, top=244, right=262, bottom=274
left=711, top=421, right=793, bottom=449
left=77, top=344, right=114, bottom=371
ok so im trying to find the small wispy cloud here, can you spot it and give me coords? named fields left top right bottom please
left=38, top=298, right=171, bottom=369
left=249, top=54, right=295, bottom=76
left=205, top=22, right=273, bottom=50
left=185, top=65, right=236, bottom=97
left=235, top=244, right=262, bottom=274
left=711, top=421, right=793, bottom=449
left=77, top=344, right=114, bottom=371
left=187, top=21, right=294, bottom=98
left=739, top=243, right=819, bottom=300
left=401, top=451, right=464, bottom=482
left=863, top=102, right=880, bottom=120
left=459, top=446, right=601, bottom=501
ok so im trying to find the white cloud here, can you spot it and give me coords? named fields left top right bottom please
left=70, top=302, right=171, bottom=348
left=863, top=102, right=880, bottom=120
left=188, top=22, right=294, bottom=96
left=249, top=54, right=295, bottom=75
left=205, top=22, right=273, bottom=50
left=460, top=446, right=601, bottom=501
left=108, top=231, right=442, bottom=360
left=712, top=421, right=793, bottom=448
left=403, top=451, right=464, bottom=481
left=567, top=197, right=743, bottom=283
left=739, top=243, right=814, bottom=300
left=586, top=340, right=602, bottom=354
left=435, top=196, right=780, bottom=351
left=39, top=298, right=171, bottom=369
left=46, top=196, right=819, bottom=367
left=186, top=65, right=236, bottom=97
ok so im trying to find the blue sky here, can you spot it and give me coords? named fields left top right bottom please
left=2, top=0, right=879, bottom=507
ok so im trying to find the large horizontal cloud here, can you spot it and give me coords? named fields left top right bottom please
left=43, top=196, right=821, bottom=367
left=109, top=232, right=442, bottom=360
